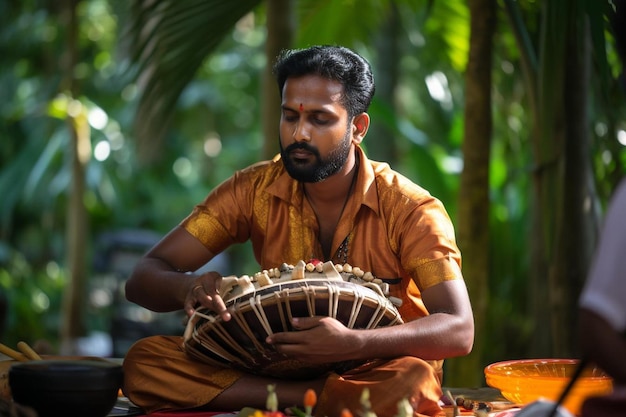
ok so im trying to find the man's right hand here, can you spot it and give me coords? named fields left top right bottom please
left=183, top=271, right=231, bottom=321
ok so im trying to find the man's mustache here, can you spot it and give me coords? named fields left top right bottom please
left=284, top=142, right=321, bottom=158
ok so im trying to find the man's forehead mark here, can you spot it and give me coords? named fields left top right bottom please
left=299, top=103, right=303, bottom=112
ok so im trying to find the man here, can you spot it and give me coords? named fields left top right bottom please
left=122, top=45, right=474, bottom=417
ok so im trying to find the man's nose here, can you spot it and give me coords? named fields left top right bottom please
left=292, top=120, right=311, bottom=142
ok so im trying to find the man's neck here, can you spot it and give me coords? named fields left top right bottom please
left=303, top=151, right=359, bottom=260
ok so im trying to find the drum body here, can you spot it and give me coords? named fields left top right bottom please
left=184, top=278, right=403, bottom=379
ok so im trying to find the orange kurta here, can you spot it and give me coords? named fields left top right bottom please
left=182, top=146, right=462, bottom=322
left=123, top=146, right=463, bottom=416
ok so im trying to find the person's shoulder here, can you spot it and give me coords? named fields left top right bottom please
left=228, top=156, right=286, bottom=192
left=368, top=159, right=432, bottom=201
left=235, top=156, right=284, bottom=178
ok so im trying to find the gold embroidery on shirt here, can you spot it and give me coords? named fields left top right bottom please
left=184, top=212, right=231, bottom=253
left=408, top=255, right=463, bottom=290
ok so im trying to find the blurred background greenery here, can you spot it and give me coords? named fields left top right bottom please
left=1, top=0, right=624, bottom=387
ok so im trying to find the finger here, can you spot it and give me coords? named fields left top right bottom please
left=291, top=316, right=323, bottom=330
left=212, top=294, right=231, bottom=322
left=184, top=284, right=203, bottom=316
left=184, top=303, right=196, bottom=317
left=193, top=273, right=230, bottom=320
left=192, top=284, right=231, bottom=322
left=266, top=330, right=305, bottom=345
left=203, top=273, right=222, bottom=295
left=271, top=342, right=318, bottom=363
left=193, top=284, right=212, bottom=304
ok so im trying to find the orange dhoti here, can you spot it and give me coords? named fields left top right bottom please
left=122, top=336, right=443, bottom=417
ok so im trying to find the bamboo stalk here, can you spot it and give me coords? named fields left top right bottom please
left=16, top=342, right=42, bottom=361
left=0, top=343, right=28, bottom=362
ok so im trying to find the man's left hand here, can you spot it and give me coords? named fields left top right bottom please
left=266, top=316, right=361, bottom=363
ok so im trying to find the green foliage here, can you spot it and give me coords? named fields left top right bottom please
left=0, top=0, right=270, bottom=347
left=424, top=0, right=470, bottom=72
left=1, top=0, right=625, bottom=382
left=0, top=246, right=66, bottom=348
left=121, top=0, right=264, bottom=161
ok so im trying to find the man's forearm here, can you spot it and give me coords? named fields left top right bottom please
left=125, top=257, right=196, bottom=312
left=353, top=313, right=473, bottom=361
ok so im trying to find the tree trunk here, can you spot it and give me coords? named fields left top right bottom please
left=552, top=2, right=597, bottom=357
left=368, top=2, right=399, bottom=164
left=261, top=0, right=293, bottom=159
left=446, top=0, right=495, bottom=387
left=60, top=0, right=89, bottom=354
left=530, top=0, right=597, bottom=357
left=528, top=0, right=566, bottom=358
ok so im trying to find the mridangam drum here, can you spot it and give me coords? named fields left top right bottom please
left=183, top=260, right=403, bottom=379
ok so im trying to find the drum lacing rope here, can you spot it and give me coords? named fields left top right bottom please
left=347, top=289, right=365, bottom=329
left=250, top=294, right=273, bottom=337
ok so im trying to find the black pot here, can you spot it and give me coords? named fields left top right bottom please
left=9, top=359, right=123, bottom=417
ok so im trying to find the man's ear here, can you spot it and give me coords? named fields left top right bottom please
left=352, top=113, right=370, bottom=144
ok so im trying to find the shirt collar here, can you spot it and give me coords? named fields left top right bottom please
left=266, top=146, right=380, bottom=216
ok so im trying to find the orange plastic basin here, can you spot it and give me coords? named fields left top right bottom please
left=484, top=359, right=613, bottom=415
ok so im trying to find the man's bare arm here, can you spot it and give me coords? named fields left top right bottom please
left=125, top=226, right=218, bottom=313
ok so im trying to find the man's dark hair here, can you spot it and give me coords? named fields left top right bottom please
left=272, top=45, right=375, bottom=118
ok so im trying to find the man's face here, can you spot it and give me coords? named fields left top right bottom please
left=279, top=75, right=353, bottom=183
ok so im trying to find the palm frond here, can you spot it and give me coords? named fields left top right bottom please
left=294, top=0, right=393, bottom=48
left=502, top=0, right=538, bottom=112
left=586, top=0, right=614, bottom=104
left=121, top=0, right=262, bottom=164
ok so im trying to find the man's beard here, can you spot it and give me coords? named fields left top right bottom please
left=280, top=130, right=352, bottom=183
